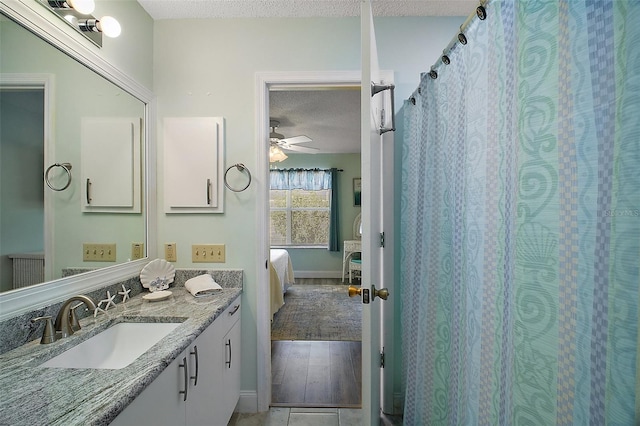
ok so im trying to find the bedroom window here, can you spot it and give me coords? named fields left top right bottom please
left=270, top=189, right=331, bottom=247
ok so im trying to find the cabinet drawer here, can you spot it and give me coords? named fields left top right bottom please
left=216, top=297, right=241, bottom=331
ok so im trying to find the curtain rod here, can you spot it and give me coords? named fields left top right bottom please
left=270, top=168, right=344, bottom=172
left=409, top=0, right=488, bottom=101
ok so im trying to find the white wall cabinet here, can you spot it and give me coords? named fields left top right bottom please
left=111, top=297, right=241, bottom=426
left=163, top=117, right=225, bottom=214
left=81, top=117, right=142, bottom=213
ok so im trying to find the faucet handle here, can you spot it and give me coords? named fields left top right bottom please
left=69, top=302, right=85, bottom=332
left=31, top=316, right=57, bottom=344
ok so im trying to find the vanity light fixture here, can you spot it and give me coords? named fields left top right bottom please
left=78, top=16, right=121, bottom=38
left=269, top=145, right=288, bottom=163
left=48, top=0, right=95, bottom=14
left=40, top=0, right=121, bottom=47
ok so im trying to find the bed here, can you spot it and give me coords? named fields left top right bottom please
left=269, top=249, right=295, bottom=319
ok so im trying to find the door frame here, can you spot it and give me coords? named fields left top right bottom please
left=0, top=74, right=54, bottom=283
left=254, top=70, right=394, bottom=413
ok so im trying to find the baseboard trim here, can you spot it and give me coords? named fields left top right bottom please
left=236, top=390, right=258, bottom=413
left=294, top=270, right=342, bottom=279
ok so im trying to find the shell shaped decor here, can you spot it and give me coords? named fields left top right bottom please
left=516, top=222, right=558, bottom=267
left=140, top=258, right=176, bottom=290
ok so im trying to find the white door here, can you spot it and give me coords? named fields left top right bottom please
left=360, top=1, right=395, bottom=423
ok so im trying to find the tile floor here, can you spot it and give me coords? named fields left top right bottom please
left=229, top=407, right=403, bottom=425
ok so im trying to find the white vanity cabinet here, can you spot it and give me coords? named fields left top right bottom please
left=111, top=298, right=242, bottom=426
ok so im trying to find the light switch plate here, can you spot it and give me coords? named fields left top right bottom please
left=83, top=243, right=116, bottom=262
left=192, top=244, right=225, bottom=263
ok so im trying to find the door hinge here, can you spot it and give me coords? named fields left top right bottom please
left=379, top=232, right=385, bottom=247
left=380, top=348, right=385, bottom=368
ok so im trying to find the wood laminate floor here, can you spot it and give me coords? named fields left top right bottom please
left=271, top=340, right=362, bottom=408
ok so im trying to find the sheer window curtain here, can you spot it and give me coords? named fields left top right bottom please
left=269, top=168, right=340, bottom=251
left=400, top=0, right=640, bottom=424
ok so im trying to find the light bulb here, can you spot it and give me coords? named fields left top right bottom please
left=97, top=16, right=121, bottom=38
left=67, top=0, right=95, bottom=14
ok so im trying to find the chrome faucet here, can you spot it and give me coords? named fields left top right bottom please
left=54, top=295, right=98, bottom=339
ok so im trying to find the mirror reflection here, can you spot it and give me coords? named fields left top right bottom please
left=0, top=13, right=146, bottom=293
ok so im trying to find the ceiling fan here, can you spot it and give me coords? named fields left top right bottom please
left=269, top=119, right=318, bottom=154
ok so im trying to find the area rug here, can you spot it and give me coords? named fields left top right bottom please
left=271, top=284, right=362, bottom=341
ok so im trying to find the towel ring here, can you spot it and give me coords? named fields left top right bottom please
left=45, top=162, right=73, bottom=191
left=224, top=163, right=252, bottom=192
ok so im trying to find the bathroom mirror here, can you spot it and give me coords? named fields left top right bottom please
left=0, top=4, right=152, bottom=316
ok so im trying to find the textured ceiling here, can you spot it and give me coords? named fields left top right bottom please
left=138, top=0, right=476, bottom=20
left=138, top=0, right=474, bottom=154
left=270, top=88, right=361, bottom=154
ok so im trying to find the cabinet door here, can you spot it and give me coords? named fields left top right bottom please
left=110, top=350, right=187, bottom=426
left=195, top=300, right=241, bottom=426
left=81, top=117, right=142, bottom=213
left=164, top=117, right=225, bottom=213
left=184, top=319, right=223, bottom=426
left=220, top=316, right=241, bottom=421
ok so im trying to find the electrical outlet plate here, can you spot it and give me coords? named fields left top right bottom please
left=131, top=243, right=144, bottom=260
left=83, top=243, right=116, bottom=262
left=165, top=243, right=177, bottom=262
left=192, top=244, right=225, bottom=263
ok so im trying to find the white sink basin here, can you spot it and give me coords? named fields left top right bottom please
left=41, top=322, right=181, bottom=369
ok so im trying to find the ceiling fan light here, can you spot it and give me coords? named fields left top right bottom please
left=269, top=146, right=288, bottom=163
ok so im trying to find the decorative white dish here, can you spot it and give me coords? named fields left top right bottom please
left=142, top=290, right=173, bottom=302
left=140, top=259, right=176, bottom=289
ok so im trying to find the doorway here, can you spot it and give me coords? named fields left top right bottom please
left=255, top=71, right=369, bottom=412
left=0, top=85, right=46, bottom=292
left=267, top=84, right=362, bottom=408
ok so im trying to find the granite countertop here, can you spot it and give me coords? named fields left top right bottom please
left=0, top=287, right=242, bottom=426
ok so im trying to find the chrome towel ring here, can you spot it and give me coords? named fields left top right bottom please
left=45, top=162, right=73, bottom=191
left=224, top=163, right=252, bottom=192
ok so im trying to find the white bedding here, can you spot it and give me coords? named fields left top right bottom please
left=269, top=249, right=295, bottom=319
left=270, top=249, right=295, bottom=292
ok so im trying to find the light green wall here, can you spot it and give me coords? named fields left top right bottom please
left=92, top=0, right=154, bottom=89
left=270, top=153, right=361, bottom=277
left=154, top=14, right=465, bottom=404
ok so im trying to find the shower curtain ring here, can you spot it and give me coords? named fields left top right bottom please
left=476, top=5, right=487, bottom=20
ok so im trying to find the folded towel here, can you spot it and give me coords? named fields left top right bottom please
left=185, top=274, right=222, bottom=298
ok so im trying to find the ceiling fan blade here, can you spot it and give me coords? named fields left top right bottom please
left=280, top=135, right=312, bottom=145
left=281, top=144, right=319, bottom=154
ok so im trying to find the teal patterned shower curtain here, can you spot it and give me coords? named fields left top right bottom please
left=400, top=0, right=640, bottom=424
